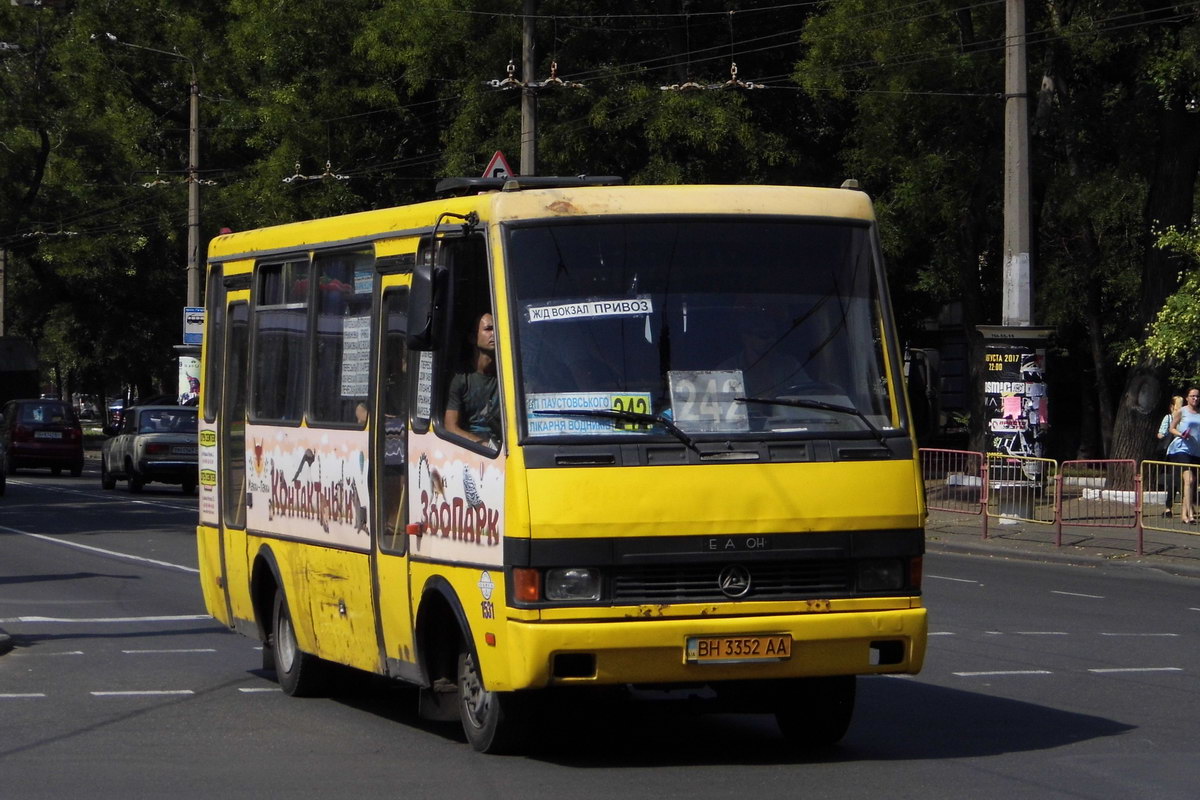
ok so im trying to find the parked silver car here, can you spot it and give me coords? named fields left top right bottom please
left=100, top=405, right=198, bottom=493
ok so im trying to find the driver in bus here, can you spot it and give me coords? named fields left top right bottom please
left=444, top=311, right=502, bottom=448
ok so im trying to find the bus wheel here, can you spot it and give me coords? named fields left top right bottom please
left=272, top=588, right=327, bottom=697
left=457, top=649, right=530, bottom=754
left=774, top=675, right=856, bottom=748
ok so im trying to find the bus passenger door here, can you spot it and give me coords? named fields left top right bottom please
left=373, top=283, right=417, bottom=677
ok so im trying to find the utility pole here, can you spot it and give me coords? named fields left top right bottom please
left=520, top=0, right=537, bottom=176
left=186, top=78, right=201, bottom=308
left=979, top=0, right=1051, bottom=466
left=1002, top=0, right=1032, bottom=327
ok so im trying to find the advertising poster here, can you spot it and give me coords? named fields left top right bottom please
left=983, top=344, right=1048, bottom=463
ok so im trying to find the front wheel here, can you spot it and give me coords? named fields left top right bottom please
left=457, top=649, right=533, bottom=754
left=272, top=588, right=327, bottom=697
left=774, top=675, right=856, bottom=748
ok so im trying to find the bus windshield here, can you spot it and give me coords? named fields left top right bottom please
left=507, top=218, right=901, bottom=441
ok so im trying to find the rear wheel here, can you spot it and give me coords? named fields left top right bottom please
left=127, top=460, right=144, bottom=493
left=272, top=588, right=327, bottom=697
left=774, top=675, right=856, bottom=748
left=100, top=458, right=116, bottom=490
left=457, top=649, right=533, bottom=754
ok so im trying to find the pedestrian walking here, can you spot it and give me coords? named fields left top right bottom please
left=1166, top=388, right=1200, bottom=523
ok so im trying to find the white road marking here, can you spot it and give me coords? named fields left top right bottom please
left=0, top=525, right=198, bottom=574
left=122, top=648, right=217, bottom=654
left=0, top=693, right=47, bottom=699
left=1, top=615, right=210, bottom=624
left=926, top=575, right=979, bottom=583
left=8, top=650, right=84, bottom=656
left=238, top=687, right=283, bottom=693
left=90, top=690, right=195, bottom=697
left=6, top=481, right=193, bottom=510
left=1098, top=632, right=1178, bottom=637
left=1088, top=667, right=1183, bottom=673
left=1014, top=631, right=1068, bottom=636
left=1051, top=590, right=1105, bottom=599
left=953, top=670, right=1053, bottom=677
left=928, top=631, right=956, bottom=636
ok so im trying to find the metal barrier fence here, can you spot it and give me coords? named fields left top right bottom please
left=1057, top=459, right=1139, bottom=551
left=919, top=449, right=1200, bottom=552
left=920, top=448, right=986, bottom=517
left=985, top=453, right=1058, bottom=529
left=1140, top=459, right=1200, bottom=538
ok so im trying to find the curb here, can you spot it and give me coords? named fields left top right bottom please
left=926, top=536, right=1200, bottom=580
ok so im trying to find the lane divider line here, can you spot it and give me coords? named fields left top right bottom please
left=953, top=670, right=1053, bottom=676
left=1052, top=590, right=1105, bottom=599
left=122, top=648, right=217, bottom=654
left=0, top=525, right=198, bottom=574
left=1088, top=667, right=1183, bottom=673
left=90, top=690, right=195, bottom=696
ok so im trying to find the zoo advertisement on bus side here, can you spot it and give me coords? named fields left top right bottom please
left=244, top=424, right=372, bottom=551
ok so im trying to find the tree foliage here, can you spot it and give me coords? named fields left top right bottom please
left=1, top=0, right=1198, bottom=459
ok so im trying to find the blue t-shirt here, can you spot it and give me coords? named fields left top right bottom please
left=1167, top=407, right=1200, bottom=457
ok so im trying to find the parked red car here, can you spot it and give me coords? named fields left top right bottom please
left=1, top=398, right=85, bottom=477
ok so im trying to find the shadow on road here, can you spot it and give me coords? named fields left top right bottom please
left=319, top=672, right=1133, bottom=766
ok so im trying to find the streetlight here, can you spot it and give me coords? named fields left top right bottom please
left=92, top=32, right=201, bottom=309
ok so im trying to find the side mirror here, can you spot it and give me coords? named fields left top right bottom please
left=407, top=238, right=446, bottom=350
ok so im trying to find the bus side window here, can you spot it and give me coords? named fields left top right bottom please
left=252, top=260, right=309, bottom=423
left=434, top=235, right=499, bottom=453
left=310, top=250, right=374, bottom=425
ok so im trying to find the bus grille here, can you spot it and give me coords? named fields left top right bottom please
left=611, top=561, right=852, bottom=603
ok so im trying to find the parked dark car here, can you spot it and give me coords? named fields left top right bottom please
left=100, top=405, right=198, bottom=493
left=1, top=398, right=85, bottom=477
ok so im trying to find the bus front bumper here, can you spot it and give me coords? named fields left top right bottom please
left=498, top=607, right=927, bottom=691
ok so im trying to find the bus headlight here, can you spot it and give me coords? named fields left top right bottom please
left=857, top=559, right=904, bottom=591
left=544, top=568, right=601, bottom=601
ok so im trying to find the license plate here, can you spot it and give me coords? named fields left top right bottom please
left=34, top=431, right=63, bottom=439
left=171, top=446, right=198, bottom=455
left=685, top=634, right=792, bottom=663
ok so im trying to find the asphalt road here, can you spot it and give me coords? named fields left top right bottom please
left=1, top=466, right=1198, bottom=799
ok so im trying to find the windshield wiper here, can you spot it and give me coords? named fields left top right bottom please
left=531, top=408, right=698, bottom=452
left=735, top=396, right=889, bottom=447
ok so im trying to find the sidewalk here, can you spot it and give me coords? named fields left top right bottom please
left=925, top=508, right=1200, bottom=579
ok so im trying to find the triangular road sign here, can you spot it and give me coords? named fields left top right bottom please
left=483, top=150, right=515, bottom=179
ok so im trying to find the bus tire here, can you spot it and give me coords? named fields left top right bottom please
left=457, top=649, right=531, bottom=754
left=774, top=675, right=856, bottom=748
left=272, top=588, right=327, bottom=697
